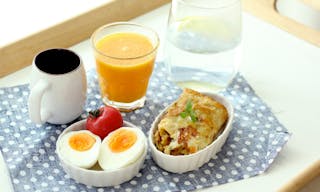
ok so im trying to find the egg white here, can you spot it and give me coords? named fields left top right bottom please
left=58, top=130, right=101, bottom=169
left=98, top=127, right=146, bottom=171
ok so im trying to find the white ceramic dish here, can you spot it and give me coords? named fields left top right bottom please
left=149, top=92, right=234, bottom=173
left=56, top=120, right=147, bottom=187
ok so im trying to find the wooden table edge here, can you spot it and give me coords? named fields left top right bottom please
left=278, top=159, right=320, bottom=192
left=0, top=0, right=170, bottom=77
left=242, top=0, right=320, bottom=48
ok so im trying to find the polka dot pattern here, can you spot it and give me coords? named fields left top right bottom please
left=0, top=63, right=290, bottom=191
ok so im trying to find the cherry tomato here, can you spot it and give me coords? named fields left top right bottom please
left=86, top=106, right=123, bottom=139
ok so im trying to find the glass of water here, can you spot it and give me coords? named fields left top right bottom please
left=164, top=0, right=242, bottom=92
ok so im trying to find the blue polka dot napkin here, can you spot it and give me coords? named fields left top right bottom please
left=0, top=62, right=290, bottom=192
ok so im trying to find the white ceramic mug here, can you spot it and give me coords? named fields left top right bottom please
left=28, top=48, right=87, bottom=124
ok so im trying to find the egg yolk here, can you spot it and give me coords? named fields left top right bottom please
left=69, top=133, right=96, bottom=151
left=108, top=129, right=137, bottom=153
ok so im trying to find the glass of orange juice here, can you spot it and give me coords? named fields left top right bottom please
left=91, top=22, right=159, bottom=111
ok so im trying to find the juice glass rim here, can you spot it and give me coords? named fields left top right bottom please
left=177, top=0, right=240, bottom=9
left=91, top=22, right=160, bottom=60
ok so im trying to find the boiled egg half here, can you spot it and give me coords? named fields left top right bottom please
left=57, top=130, right=101, bottom=169
left=98, top=127, right=146, bottom=171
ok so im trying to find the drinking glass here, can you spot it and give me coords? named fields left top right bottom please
left=91, top=22, right=159, bottom=112
left=164, top=0, right=242, bottom=92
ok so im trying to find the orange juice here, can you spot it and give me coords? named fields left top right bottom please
left=94, top=32, right=156, bottom=103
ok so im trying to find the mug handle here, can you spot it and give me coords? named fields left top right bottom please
left=28, top=79, right=51, bottom=124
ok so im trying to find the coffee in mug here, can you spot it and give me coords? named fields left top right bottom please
left=28, top=48, right=87, bottom=124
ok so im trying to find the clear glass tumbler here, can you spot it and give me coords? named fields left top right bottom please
left=164, top=0, right=242, bottom=92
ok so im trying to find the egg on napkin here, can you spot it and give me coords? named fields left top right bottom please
left=57, top=130, right=101, bottom=169
left=98, top=127, right=146, bottom=171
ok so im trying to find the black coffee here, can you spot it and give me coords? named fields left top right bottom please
left=35, top=49, right=80, bottom=74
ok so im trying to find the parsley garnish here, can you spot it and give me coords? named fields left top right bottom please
left=180, top=100, right=198, bottom=122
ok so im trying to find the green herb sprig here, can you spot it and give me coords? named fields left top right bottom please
left=180, top=100, right=198, bottom=122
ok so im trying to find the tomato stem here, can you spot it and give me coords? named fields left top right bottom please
left=89, top=109, right=101, bottom=118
